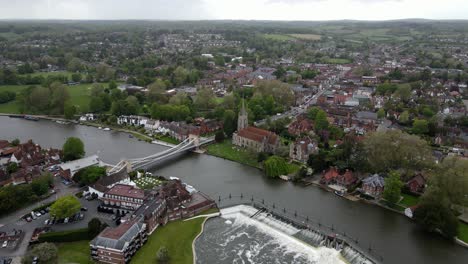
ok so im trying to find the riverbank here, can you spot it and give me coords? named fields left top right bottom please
left=205, top=140, right=262, bottom=169
left=131, top=208, right=219, bottom=264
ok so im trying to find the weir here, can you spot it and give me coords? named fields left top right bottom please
left=218, top=204, right=379, bottom=264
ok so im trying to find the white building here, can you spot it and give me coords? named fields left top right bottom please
left=59, top=155, right=102, bottom=177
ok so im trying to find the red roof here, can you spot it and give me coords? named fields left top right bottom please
left=323, top=167, right=339, bottom=182
left=106, top=184, right=145, bottom=199
left=237, top=126, right=278, bottom=144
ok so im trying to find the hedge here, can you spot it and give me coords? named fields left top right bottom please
left=38, top=228, right=90, bottom=243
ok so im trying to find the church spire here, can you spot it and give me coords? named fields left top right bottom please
left=237, top=98, right=248, bottom=131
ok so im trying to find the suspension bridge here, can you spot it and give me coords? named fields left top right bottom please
left=107, top=134, right=214, bottom=174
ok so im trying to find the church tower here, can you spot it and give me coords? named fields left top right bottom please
left=237, top=99, right=248, bottom=131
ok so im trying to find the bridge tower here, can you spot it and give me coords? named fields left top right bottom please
left=188, top=134, right=200, bottom=150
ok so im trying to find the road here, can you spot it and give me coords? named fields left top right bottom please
left=0, top=177, right=81, bottom=258
left=254, top=88, right=326, bottom=126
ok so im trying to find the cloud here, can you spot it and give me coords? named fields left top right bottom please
left=0, top=0, right=211, bottom=20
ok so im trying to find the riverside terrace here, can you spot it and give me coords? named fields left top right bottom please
left=89, top=178, right=216, bottom=264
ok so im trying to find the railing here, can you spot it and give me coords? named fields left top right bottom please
left=214, top=194, right=384, bottom=264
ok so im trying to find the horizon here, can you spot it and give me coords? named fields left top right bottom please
left=1, top=0, right=467, bottom=21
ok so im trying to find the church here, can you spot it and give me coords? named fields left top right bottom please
left=232, top=100, right=280, bottom=153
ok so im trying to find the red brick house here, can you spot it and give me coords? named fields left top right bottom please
left=321, top=167, right=339, bottom=185
left=406, top=174, right=426, bottom=194
left=361, top=174, right=385, bottom=197
left=336, top=169, right=357, bottom=188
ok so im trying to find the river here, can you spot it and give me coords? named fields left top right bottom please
left=1, top=116, right=467, bottom=264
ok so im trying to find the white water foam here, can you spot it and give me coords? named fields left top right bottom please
left=220, top=205, right=346, bottom=264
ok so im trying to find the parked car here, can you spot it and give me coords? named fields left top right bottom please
left=44, top=219, right=49, bottom=225
left=26, top=217, right=32, bottom=222
left=2, top=241, right=8, bottom=248
left=32, top=256, right=39, bottom=264
left=31, top=212, right=37, bottom=220
left=80, top=207, right=88, bottom=211
left=35, top=212, right=42, bottom=217
left=40, top=210, right=46, bottom=215
left=64, top=217, right=69, bottom=224
left=112, top=215, right=117, bottom=220
left=79, top=213, right=84, bottom=220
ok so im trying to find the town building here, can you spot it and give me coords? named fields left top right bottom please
left=90, top=219, right=147, bottom=264
left=361, top=174, right=385, bottom=197
left=406, top=174, right=426, bottom=194
left=289, top=137, right=318, bottom=163
left=232, top=100, right=280, bottom=153
left=101, top=184, right=146, bottom=212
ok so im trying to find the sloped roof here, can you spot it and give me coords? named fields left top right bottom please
left=362, top=174, right=385, bottom=188
left=91, top=219, right=145, bottom=251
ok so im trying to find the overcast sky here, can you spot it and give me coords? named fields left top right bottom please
left=0, top=0, right=467, bottom=20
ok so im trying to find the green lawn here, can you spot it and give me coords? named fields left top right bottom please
left=154, top=134, right=180, bottom=145
left=0, top=83, right=110, bottom=114
left=459, top=221, right=468, bottom=243
left=324, top=58, right=352, bottom=64
left=206, top=140, right=260, bottom=168
left=57, top=240, right=95, bottom=264
left=287, top=162, right=301, bottom=175
left=263, top=34, right=296, bottom=41
left=131, top=217, right=206, bottom=264
left=398, top=193, right=420, bottom=208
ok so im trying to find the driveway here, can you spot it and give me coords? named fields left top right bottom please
left=0, top=184, right=114, bottom=258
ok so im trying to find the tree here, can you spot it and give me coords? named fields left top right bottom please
left=173, top=66, right=189, bottom=86
left=67, top=57, right=84, bottom=72
left=74, top=166, right=106, bottom=186
left=49, top=195, right=81, bottom=219
left=148, top=79, right=167, bottom=103
left=156, top=247, right=170, bottom=264
left=71, top=73, right=82, bottom=83
left=399, top=110, right=409, bottom=124
left=62, top=137, right=85, bottom=161
left=7, top=162, right=18, bottom=174
left=377, top=108, right=385, bottom=119
left=264, top=156, right=289, bottom=178
left=88, top=218, right=106, bottom=238
left=428, top=157, right=468, bottom=207
left=308, top=107, right=320, bottom=120
left=22, top=242, right=58, bottom=264
left=382, top=171, right=404, bottom=205
left=412, top=119, right=429, bottom=135
left=222, top=110, right=237, bottom=136
left=108, top=80, right=117, bottom=90
left=314, top=110, right=329, bottom=132
left=194, top=87, right=216, bottom=111
left=89, top=97, right=105, bottom=113
left=363, top=130, right=432, bottom=173
left=31, top=174, right=53, bottom=196
left=64, top=103, right=77, bottom=120
left=49, top=82, right=70, bottom=115
left=214, top=131, right=225, bottom=143
left=11, top=139, right=20, bottom=146
left=414, top=191, right=459, bottom=239
left=395, top=84, right=412, bottom=102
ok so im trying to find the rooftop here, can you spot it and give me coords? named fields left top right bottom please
left=106, top=184, right=146, bottom=199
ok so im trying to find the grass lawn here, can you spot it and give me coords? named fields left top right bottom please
left=57, top=240, right=95, bottom=264
left=398, top=193, right=420, bottom=208
left=287, top=162, right=301, bottom=175
left=154, top=134, right=180, bottom=145
left=263, top=34, right=296, bottom=41
left=289, top=34, right=321, bottom=40
left=0, top=83, right=111, bottom=114
left=324, top=58, right=352, bottom=64
left=459, top=221, right=468, bottom=243
left=206, top=140, right=260, bottom=168
left=131, top=217, right=206, bottom=264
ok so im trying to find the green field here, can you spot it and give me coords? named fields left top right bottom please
left=398, top=193, right=420, bottom=208
left=0, top=83, right=109, bottom=114
left=131, top=217, right=206, bottom=264
left=324, top=58, right=352, bottom=64
left=57, top=240, right=95, bottom=264
left=206, top=140, right=260, bottom=168
left=263, top=34, right=296, bottom=41
left=289, top=34, right=321, bottom=40
left=459, top=221, right=468, bottom=243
